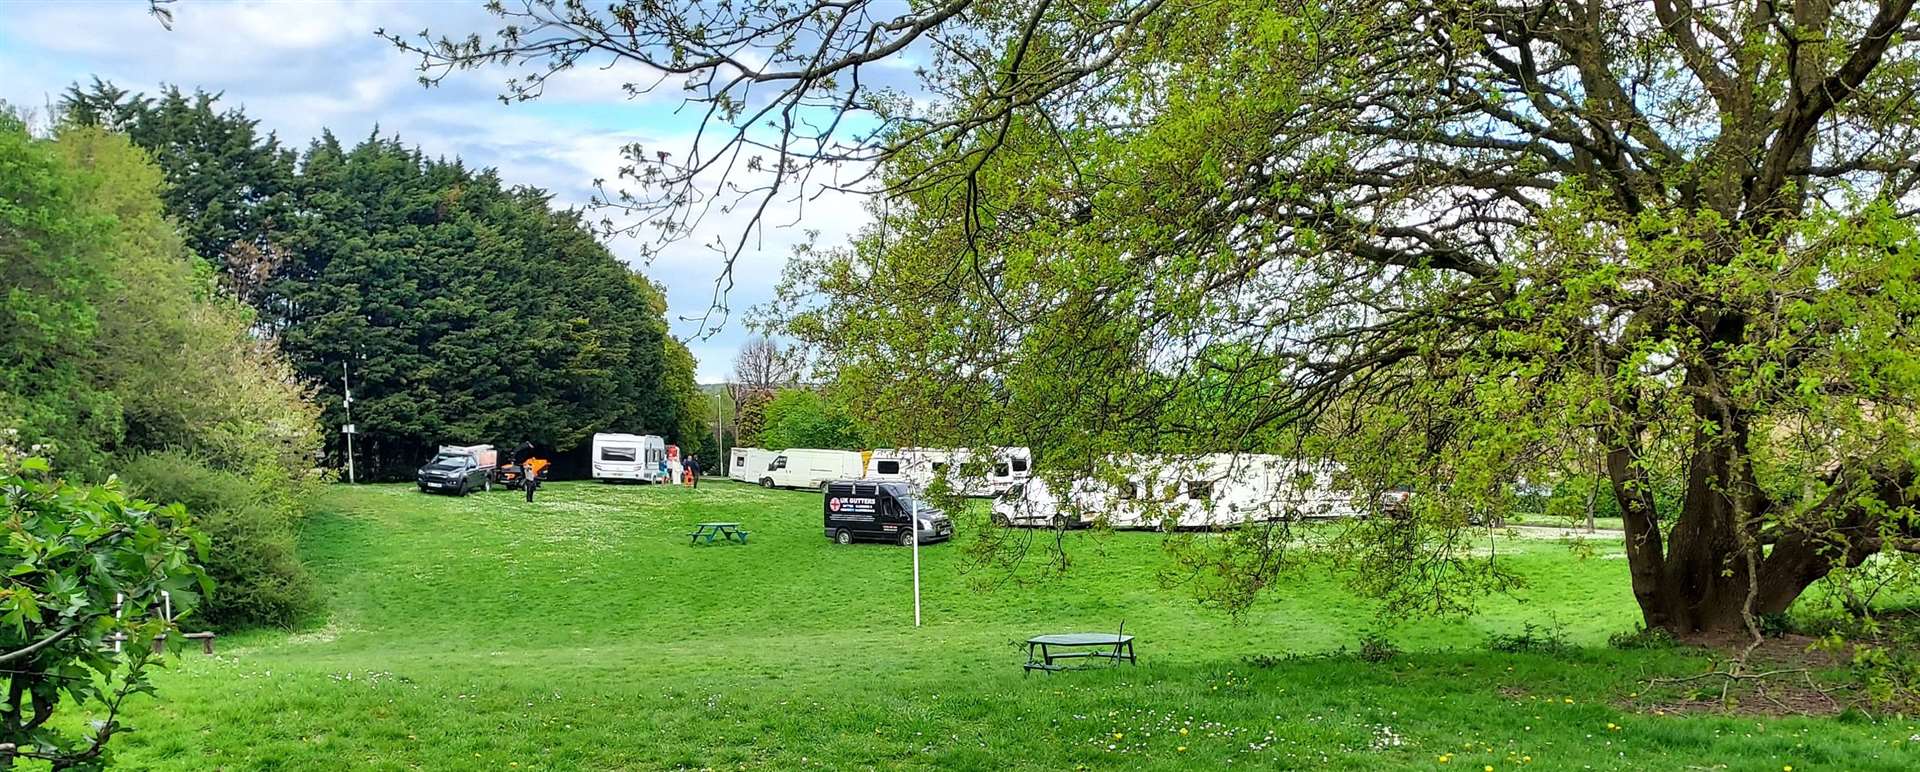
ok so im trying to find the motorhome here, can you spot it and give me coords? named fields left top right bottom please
left=823, top=480, right=953, bottom=545
left=866, top=446, right=1030, bottom=497
left=988, top=446, right=1033, bottom=494
left=990, top=477, right=1107, bottom=529
left=728, top=447, right=776, bottom=483
left=591, top=433, right=666, bottom=483
left=760, top=449, right=868, bottom=490
left=991, top=454, right=1359, bottom=530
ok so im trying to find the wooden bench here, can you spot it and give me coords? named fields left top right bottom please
left=148, top=632, right=218, bottom=655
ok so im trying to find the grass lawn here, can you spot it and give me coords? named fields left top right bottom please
left=100, top=481, right=1920, bottom=770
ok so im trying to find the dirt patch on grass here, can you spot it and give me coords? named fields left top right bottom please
left=1629, top=634, right=1856, bottom=717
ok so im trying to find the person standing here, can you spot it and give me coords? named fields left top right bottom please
left=686, top=455, right=701, bottom=489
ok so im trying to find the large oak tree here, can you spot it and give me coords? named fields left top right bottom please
left=401, top=0, right=1920, bottom=634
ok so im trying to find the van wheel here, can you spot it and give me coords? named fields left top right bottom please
left=834, top=529, right=853, bottom=545
left=898, top=529, right=916, bottom=547
left=992, top=512, right=1011, bottom=528
left=760, top=478, right=774, bottom=489
left=1051, top=514, right=1069, bottom=529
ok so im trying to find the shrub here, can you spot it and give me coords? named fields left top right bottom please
left=1, top=455, right=210, bottom=768
left=1487, top=623, right=1572, bottom=654
left=118, top=451, right=318, bottom=629
left=1358, top=632, right=1402, bottom=663
left=1608, top=625, right=1679, bottom=650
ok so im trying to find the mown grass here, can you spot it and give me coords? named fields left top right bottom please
left=98, top=481, right=1920, bottom=770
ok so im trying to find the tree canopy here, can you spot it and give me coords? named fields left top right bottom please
left=405, top=0, right=1920, bottom=635
left=63, top=83, right=708, bottom=479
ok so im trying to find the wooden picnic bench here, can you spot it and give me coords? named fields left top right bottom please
left=1024, top=630, right=1136, bottom=674
left=688, top=522, right=750, bottom=545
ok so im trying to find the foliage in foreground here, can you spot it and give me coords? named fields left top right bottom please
left=0, top=458, right=209, bottom=770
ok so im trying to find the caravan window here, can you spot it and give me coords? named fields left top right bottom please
left=1185, top=481, right=1214, bottom=500
left=1011, top=457, right=1029, bottom=472
left=600, top=446, right=638, bottom=462
left=876, top=460, right=901, bottom=475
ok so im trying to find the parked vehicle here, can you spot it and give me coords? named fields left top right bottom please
left=992, top=455, right=1361, bottom=530
left=988, top=446, right=1033, bottom=494
left=761, top=449, right=868, bottom=490
left=416, top=450, right=494, bottom=495
left=498, top=457, right=551, bottom=491
left=866, top=446, right=1029, bottom=497
left=991, top=478, right=1101, bottom=529
left=823, top=480, right=953, bottom=546
left=591, top=433, right=666, bottom=483
left=728, top=447, right=775, bottom=483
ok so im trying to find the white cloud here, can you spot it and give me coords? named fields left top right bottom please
left=0, top=0, right=877, bottom=382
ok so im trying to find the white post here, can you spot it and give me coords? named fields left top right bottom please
left=342, top=362, right=356, bottom=485
left=911, top=495, right=922, bottom=627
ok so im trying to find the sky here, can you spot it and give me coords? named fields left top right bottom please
left=0, top=0, right=876, bottom=382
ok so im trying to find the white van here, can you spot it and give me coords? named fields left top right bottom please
left=761, top=449, right=868, bottom=490
left=728, top=447, right=776, bottom=483
left=591, top=433, right=667, bottom=483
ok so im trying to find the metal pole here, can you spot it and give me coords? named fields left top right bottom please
left=911, top=494, right=922, bottom=627
left=343, top=362, right=356, bottom=485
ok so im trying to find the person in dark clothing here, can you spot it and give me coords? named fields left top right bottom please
left=686, top=456, right=701, bottom=489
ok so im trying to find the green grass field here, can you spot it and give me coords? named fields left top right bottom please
left=101, top=481, right=1920, bottom=770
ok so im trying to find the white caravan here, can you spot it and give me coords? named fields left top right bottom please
left=591, top=433, right=666, bottom=483
left=760, top=449, right=868, bottom=490
left=728, top=447, right=776, bottom=483
left=992, top=454, right=1359, bottom=530
left=867, top=446, right=1032, bottom=497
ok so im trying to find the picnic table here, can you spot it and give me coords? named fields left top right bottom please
left=1023, top=632, right=1136, bottom=674
left=688, top=522, right=750, bottom=545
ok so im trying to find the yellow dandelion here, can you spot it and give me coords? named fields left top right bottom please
left=1113, top=733, right=1124, bottom=740
left=1485, top=766, right=1495, bottom=772
left=1177, top=746, right=1187, bottom=752
left=1179, top=727, right=1189, bottom=736
left=1522, top=756, right=1532, bottom=763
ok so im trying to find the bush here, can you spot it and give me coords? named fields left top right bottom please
left=1607, top=625, right=1679, bottom=650
left=1358, top=632, right=1402, bottom=663
left=1487, top=623, right=1572, bottom=654
left=118, top=451, right=318, bottom=629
